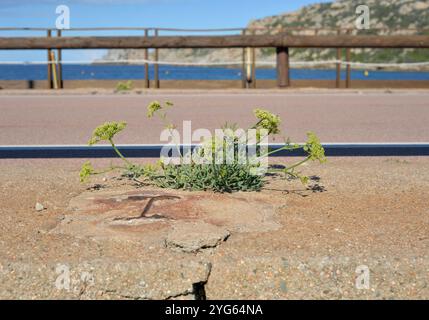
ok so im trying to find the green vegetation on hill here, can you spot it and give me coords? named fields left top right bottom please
left=248, top=0, right=429, bottom=64
left=103, top=0, right=429, bottom=68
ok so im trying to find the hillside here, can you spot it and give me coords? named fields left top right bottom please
left=103, top=0, right=429, bottom=68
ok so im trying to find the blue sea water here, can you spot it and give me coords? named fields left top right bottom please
left=1, top=64, right=429, bottom=81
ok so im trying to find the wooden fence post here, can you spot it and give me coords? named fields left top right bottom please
left=336, top=30, right=342, bottom=88
left=154, top=29, right=160, bottom=89
left=50, top=51, right=58, bottom=89
left=251, top=30, right=256, bottom=88
left=241, top=29, right=247, bottom=89
left=346, top=48, right=351, bottom=88
left=336, top=48, right=342, bottom=88
left=245, top=47, right=252, bottom=88
left=144, top=29, right=150, bottom=89
left=345, top=29, right=352, bottom=88
left=276, top=47, right=290, bottom=88
left=47, top=30, right=53, bottom=89
left=57, top=30, right=63, bottom=89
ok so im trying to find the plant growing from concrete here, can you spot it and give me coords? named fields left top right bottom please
left=115, top=80, right=133, bottom=92
left=80, top=101, right=326, bottom=192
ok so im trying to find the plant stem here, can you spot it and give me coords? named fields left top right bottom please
left=109, top=138, right=134, bottom=166
left=249, top=119, right=263, bottom=131
left=285, top=157, right=310, bottom=172
left=92, top=165, right=126, bottom=176
left=258, top=144, right=302, bottom=158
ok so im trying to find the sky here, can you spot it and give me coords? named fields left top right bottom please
left=0, top=0, right=331, bottom=62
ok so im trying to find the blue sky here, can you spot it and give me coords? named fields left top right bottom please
left=0, top=0, right=331, bottom=62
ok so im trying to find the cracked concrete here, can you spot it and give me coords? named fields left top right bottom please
left=0, top=158, right=428, bottom=299
left=0, top=258, right=212, bottom=300
left=50, top=187, right=283, bottom=249
left=40, top=184, right=285, bottom=299
left=165, top=222, right=230, bottom=253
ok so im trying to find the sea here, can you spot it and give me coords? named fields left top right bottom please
left=1, top=64, right=429, bottom=81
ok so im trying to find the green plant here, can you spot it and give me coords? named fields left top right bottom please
left=80, top=101, right=326, bottom=193
left=115, top=80, right=133, bottom=92
left=154, top=162, right=263, bottom=192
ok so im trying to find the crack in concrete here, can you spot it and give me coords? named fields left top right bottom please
left=113, top=195, right=181, bottom=222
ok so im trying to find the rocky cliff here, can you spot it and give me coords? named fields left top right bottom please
left=102, top=0, right=429, bottom=68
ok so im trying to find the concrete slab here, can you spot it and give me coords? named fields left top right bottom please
left=51, top=187, right=284, bottom=250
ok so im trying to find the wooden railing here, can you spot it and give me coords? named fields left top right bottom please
left=0, top=29, right=428, bottom=89
left=1, top=35, right=428, bottom=49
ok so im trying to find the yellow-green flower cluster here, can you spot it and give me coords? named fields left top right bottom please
left=147, top=100, right=174, bottom=120
left=254, top=108, right=281, bottom=134
left=79, top=161, right=94, bottom=182
left=147, top=101, right=162, bottom=118
left=304, top=132, right=326, bottom=163
left=80, top=99, right=326, bottom=191
left=88, top=121, right=127, bottom=145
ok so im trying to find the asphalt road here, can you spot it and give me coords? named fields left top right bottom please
left=0, top=92, right=428, bottom=145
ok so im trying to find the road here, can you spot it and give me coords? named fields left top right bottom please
left=0, top=91, right=428, bottom=145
